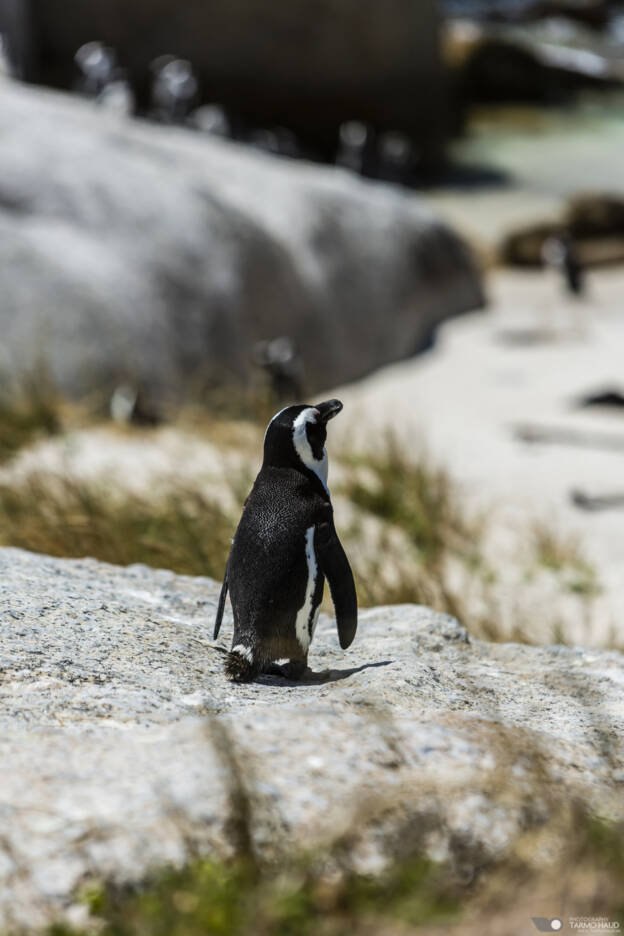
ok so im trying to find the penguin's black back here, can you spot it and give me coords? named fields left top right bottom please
left=228, top=464, right=329, bottom=660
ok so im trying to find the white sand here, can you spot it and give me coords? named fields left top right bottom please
left=334, top=267, right=624, bottom=646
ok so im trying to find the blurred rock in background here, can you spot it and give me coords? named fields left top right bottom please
left=443, top=1, right=624, bottom=120
left=0, top=79, right=483, bottom=405
left=501, top=193, right=624, bottom=267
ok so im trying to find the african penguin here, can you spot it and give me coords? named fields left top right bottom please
left=213, top=399, right=357, bottom=682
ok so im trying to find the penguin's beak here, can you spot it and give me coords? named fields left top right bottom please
left=315, top=399, right=343, bottom=423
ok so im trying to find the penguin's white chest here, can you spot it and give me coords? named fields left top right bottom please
left=294, top=526, right=320, bottom=652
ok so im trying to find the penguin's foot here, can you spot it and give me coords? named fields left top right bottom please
left=225, top=646, right=260, bottom=683
left=264, top=659, right=308, bottom=681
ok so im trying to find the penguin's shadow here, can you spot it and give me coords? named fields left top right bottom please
left=259, top=660, right=394, bottom=687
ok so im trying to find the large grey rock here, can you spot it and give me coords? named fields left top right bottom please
left=0, top=79, right=482, bottom=401
left=0, top=547, right=622, bottom=930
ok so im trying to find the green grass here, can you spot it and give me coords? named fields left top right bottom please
left=48, top=853, right=457, bottom=936
left=41, top=798, right=624, bottom=936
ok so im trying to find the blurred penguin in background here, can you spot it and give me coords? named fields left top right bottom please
left=192, top=103, right=231, bottom=138
left=542, top=232, right=585, bottom=298
left=75, top=41, right=116, bottom=97
left=336, top=120, right=368, bottom=174
left=253, top=337, right=304, bottom=404
left=150, top=56, right=198, bottom=123
left=0, top=0, right=32, bottom=78
left=249, top=128, right=281, bottom=155
left=0, top=33, right=13, bottom=77
left=247, top=127, right=299, bottom=159
left=110, top=384, right=160, bottom=426
left=378, top=130, right=414, bottom=186
left=75, top=41, right=134, bottom=115
left=97, top=68, right=134, bottom=116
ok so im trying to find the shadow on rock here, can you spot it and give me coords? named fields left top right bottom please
left=259, top=659, right=394, bottom=686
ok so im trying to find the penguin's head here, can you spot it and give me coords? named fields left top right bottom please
left=263, top=399, right=343, bottom=489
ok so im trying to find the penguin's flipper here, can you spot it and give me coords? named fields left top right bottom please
left=213, top=564, right=229, bottom=640
left=316, top=520, right=357, bottom=649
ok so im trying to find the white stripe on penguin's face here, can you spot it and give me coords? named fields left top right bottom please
left=292, top=407, right=329, bottom=492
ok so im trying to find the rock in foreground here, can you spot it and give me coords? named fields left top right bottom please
left=0, top=80, right=482, bottom=400
left=0, top=547, right=622, bottom=929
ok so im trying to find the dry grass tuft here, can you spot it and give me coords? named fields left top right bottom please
left=0, top=382, right=62, bottom=464
left=339, top=437, right=494, bottom=630
left=341, top=436, right=476, bottom=567
left=0, top=475, right=236, bottom=579
left=338, top=438, right=602, bottom=644
left=531, top=521, right=601, bottom=597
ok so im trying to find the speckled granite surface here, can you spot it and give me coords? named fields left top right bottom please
left=0, top=547, right=622, bottom=929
